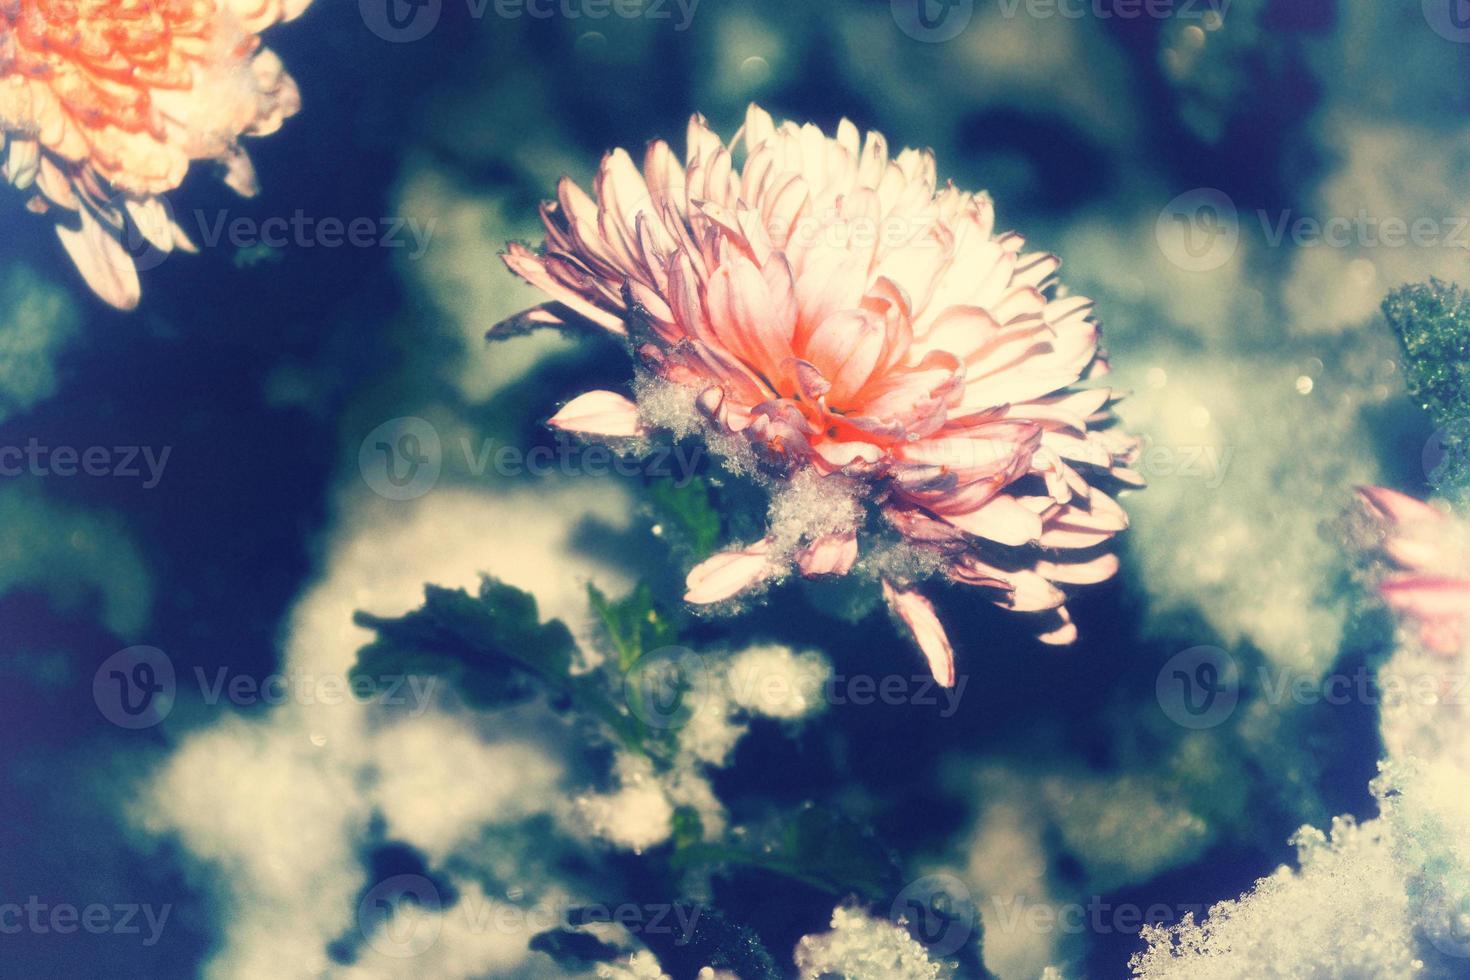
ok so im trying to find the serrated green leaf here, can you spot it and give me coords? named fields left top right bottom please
left=588, top=582, right=679, bottom=673
left=672, top=806, right=901, bottom=903
left=647, top=475, right=722, bottom=560
left=352, top=577, right=646, bottom=750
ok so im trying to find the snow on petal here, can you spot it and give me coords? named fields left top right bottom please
left=548, top=391, right=646, bottom=437
left=499, top=105, right=1141, bottom=667
left=685, top=541, right=776, bottom=605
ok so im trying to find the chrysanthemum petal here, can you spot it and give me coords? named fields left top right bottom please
left=548, top=391, right=646, bottom=437
left=882, top=581, right=957, bottom=688
left=685, top=541, right=775, bottom=604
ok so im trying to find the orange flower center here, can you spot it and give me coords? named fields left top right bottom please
left=3, top=0, right=254, bottom=140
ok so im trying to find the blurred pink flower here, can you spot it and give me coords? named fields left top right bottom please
left=1, top=0, right=312, bottom=309
left=1359, top=486, right=1470, bottom=657
left=499, top=105, right=1142, bottom=686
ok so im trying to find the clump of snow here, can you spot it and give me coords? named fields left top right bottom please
left=394, top=164, right=578, bottom=405
left=371, top=714, right=565, bottom=865
left=340, top=880, right=560, bottom=980
left=634, top=374, right=760, bottom=480
left=765, top=469, right=863, bottom=555
left=1131, top=813, right=1417, bottom=979
left=134, top=482, right=643, bottom=979
left=724, top=643, right=831, bottom=720
left=0, top=264, right=77, bottom=424
left=582, top=644, right=834, bottom=850
left=576, top=753, right=679, bottom=854
left=1112, top=344, right=1386, bottom=678
left=960, top=792, right=1060, bottom=980
left=794, top=904, right=953, bottom=980
left=1281, top=115, right=1470, bottom=337
left=0, top=484, right=153, bottom=636
left=673, top=683, right=746, bottom=768
left=597, top=951, right=671, bottom=980
left=1040, top=774, right=1211, bottom=894
left=956, top=762, right=1218, bottom=980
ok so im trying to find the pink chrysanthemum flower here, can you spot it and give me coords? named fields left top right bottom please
left=1, top=0, right=311, bottom=309
left=1359, top=486, right=1470, bottom=657
left=497, top=105, right=1142, bottom=686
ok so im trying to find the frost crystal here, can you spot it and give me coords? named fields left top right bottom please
left=794, top=904, right=953, bottom=980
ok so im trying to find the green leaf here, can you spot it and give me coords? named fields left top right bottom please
left=588, top=582, right=679, bottom=673
left=1384, top=280, right=1470, bottom=496
left=644, top=906, right=782, bottom=980
left=527, top=929, right=621, bottom=968
left=352, top=578, right=575, bottom=710
left=647, top=475, right=722, bottom=560
left=352, top=577, right=650, bottom=753
left=672, top=805, right=902, bottom=903
left=671, top=805, right=705, bottom=851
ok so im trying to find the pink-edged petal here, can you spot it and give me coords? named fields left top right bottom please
left=882, top=580, right=957, bottom=688
left=685, top=540, right=775, bottom=604
left=548, top=391, right=645, bottom=437
left=503, top=243, right=627, bottom=334
left=995, top=570, right=1066, bottom=613
left=488, top=302, right=570, bottom=338
left=1358, top=486, right=1444, bottom=527
left=802, top=308, right=887, bottom=406
left=1036, top=606, right=1078, bottom=645
left=1381, top=576, right=1470, bottom=619
left=56, top=209, right=140, bottom=311
left=941, top=493, right=1043, bottom=546
left=796, top=529, right=859, bottom=577
left=1036, top=553, right=1121, bottom=586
